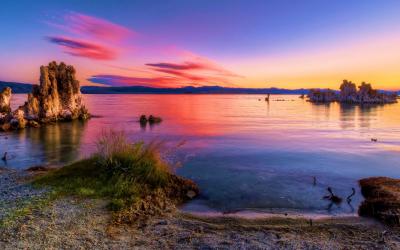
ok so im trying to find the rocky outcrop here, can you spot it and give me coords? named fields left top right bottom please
left=0, top=61, right=90, bottom=131
left=307, top=89, right=337, bottom=103
left=339, top=80, right=358, bottom=102
left=359, top=177, right=400, bottom=226
left=0, top=87, right=12, bottom=130
left=0, top=87, right=11, bottom=113
left=308, top=80, right=398, bottom=104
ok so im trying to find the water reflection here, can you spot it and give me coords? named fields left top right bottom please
left=2, top=94, right=400, bottom=215
left=0, top=120, right=87, bottom=168
left=310, top=102, right=332, bottom=121
left=27, top=120, right=88, bottom=164
left=358, top=104, right=381, bottom=129
left=339, top=104, right=356, bottom=130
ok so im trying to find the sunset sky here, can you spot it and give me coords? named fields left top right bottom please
left=1, top=0, right=400, bottom=90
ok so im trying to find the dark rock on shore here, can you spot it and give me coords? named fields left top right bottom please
left=308, top=80, right=398, bottom=104
left=359, top=177, right=400, bottom=226
left=0, top=61, right=90, bottom=131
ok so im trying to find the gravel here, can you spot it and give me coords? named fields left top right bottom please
left=1, top=169, right=400, bottom=249
left=0, top=169, right=48, bottom=222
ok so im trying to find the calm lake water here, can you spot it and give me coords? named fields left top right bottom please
left=2, top=94, right=400, bottom=216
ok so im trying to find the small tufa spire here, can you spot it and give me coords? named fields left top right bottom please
left=0, top=87, right=12, bottom=113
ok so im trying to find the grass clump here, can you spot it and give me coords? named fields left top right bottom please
left=33, top=130, right=198, bottom=223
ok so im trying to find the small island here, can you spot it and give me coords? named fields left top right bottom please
left=0, top=61, right=89, bottom=131
left=307, top=80, right=398, bottom=104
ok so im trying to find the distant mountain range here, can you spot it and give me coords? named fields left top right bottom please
left=0, top=81, right=309, bottom=95
left=0, top=81, right=34, bottom=93
left=80, top=85, right=310, bottom=94
left=1, top=81, right=398, bottom=95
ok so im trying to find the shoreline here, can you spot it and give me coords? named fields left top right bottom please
left=180, top=202, right=359, bottom=220
left=1, top=166, right=359, bottom=221
left=1, top=167, right=400, bottom=249
left=1, top=195, right=399, bottom=249
left=181, top=209, right=359, bottom=220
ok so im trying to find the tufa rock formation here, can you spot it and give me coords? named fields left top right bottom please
left=0, top=87, right=12, bottom=130
left=0, top=61, right=90, bottom=131
left=306, top=88, right=337, bottom=103
left=0, top=87, right=11, bottom=113
left=308, top=80, right=398, bottom=104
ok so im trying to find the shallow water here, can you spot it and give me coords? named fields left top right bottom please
left=1, top=94, right=400, bottom=215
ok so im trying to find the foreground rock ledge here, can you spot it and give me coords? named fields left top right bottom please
left=0, top=61, right=90, bottom=131
left=359, top=177, right=400, bottom=226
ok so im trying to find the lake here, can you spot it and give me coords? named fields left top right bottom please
left=1, top=94, right=400, bottom=216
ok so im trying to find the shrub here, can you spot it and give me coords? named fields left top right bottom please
left=33, top=129, right=198, bottom=220
left=95, top=130, right=170, bottom=187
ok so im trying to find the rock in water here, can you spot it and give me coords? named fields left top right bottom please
left=0, top=61, right=90, bottom=131
left=24, top=92, right=40, bottom=120
left=339, top=80, right=358, bottom=103
left=148, top=115, right=162, bottom=124
left=307, top=79, right=398, bottom=104
left=0, top=87, right=12, bottom=130
left=28, top=61, right=89, bottom=122
left=0, top=87, right=11, bottom=113
left=10, top=108, right=27, bottom=129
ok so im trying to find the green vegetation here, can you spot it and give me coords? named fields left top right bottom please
left=0, top=194, right=55, bottom=228
left=33, top=130, right=198, bottom=222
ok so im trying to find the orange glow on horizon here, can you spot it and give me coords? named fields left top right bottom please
left=225, top=31, right=400, bottom=90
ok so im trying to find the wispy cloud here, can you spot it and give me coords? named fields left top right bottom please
left=45, top=12, right=239, bottom=87
left=145, top=59, right=241, bottom=85
left=147, top=59, right=241, bottom=77
left=88, top=58, right=241, bottom=87
left=88, top=74, right=186, bottom=88
left=47, top=36, right=117, bottom=60
left=46, top=12, right=134, bottom=60
left=151, top=68, right=230, bottom=84
left=63, top=12, right=135, bottom=41
left=146, top=62, right=207, bottom=70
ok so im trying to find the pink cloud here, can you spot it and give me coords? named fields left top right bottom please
left=66, top=12, right=135, bottom=41
left=151, top=68, right=227, bottom=83
left=48, top=36, right=117, bottom=60
left=155, top=48, right=241, bottom=78
left=44, top=12, right=240, bottom=86
left=88, top=74, right=191, bottom=88
left=48, top=12, right=135, bottom=42
left=146, top=61, right=210, bottom=71
left=89, top=58, right=240, bottom=87
left=145, top=59, right=241, bottom=85
left=45, top=12, right=136, bottom=61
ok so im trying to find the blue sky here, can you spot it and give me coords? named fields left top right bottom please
left=1, top=0, right=400, bottom=89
